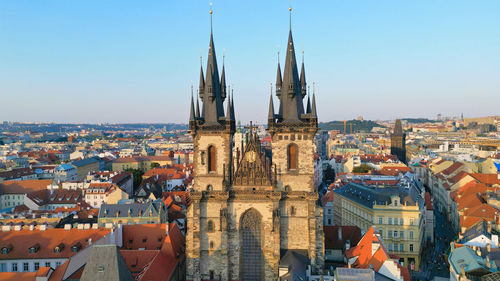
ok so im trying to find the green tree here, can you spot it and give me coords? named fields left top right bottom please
left=125, top=168, right=145, bottom=188
left=150, top=162, right=160, bottom=169
left=323, top=164, right=336, bottom=183
left=352, top=164, right=372, bottom=173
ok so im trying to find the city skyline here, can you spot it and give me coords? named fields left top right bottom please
left=1, top=0, right=499, bottom=123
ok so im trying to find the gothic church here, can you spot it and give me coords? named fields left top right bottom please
left=186, top=11, right=324, bottom=281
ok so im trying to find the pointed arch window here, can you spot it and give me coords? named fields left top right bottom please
left=287, top=143, right=298, bottom=170
left=208, top=145, right=216, bottom=173
left=207, top=220, right=214, bottom=232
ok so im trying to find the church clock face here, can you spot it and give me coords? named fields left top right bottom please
left=245, top=151, right=256, bottom=163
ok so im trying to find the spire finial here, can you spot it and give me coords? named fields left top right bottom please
left=200, top=55, right=202, bottom=67
left=277, top=49, right=280, bottom=64
left=209, top=3, right=213, bottom=33
left=313, top=81, right=316, bottom=95
left=302, top=50, right=304, bottom=64
left=289, top=1, right=292, bottom=30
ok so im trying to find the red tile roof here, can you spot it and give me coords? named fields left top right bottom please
left=0, top=180, right=52, bottom=195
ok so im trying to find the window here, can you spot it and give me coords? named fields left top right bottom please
left=12, top=263, right=18, bottom=272
left=0, top=263, right=6, bottom=272
left=23, top=262, right=29, bottom=272
left=34, top=262, right=39, bottom=271
left=388, top=230, right=392, bottom=238
left=378, top=217, right=383, bottom=224
left=410, top=231, right=414, bottom=239
left=400, top=244, right=404, bottom=252
left=327, top=218, right=331, bottom=225
left=394, top=230, right=398, bottom=237
left=410, top=218, right=414, bottom=226
left=400, top=218, right=404, bottom=225
left=400, top=231, right=404, bottom=238
left=410, top=244, right=414, bottom=252
left=290, top=206, right=296, bottom=216
left=208, top=146, right=216, bottom=172
left=394, top=200, right=398, bottom=206
left=388, top=243, right=392, bottom=251
left=210, top=270, right=215, bottom=280
left=388, top=218, right=392, bottom=225
left=287, top=144, right=298, bottom=170
left=328, top=209, right=332, bottom=215
left=210, top=241, right=214, bottom=249
left=206, top=185, right=213, bottom=191
left=56, top=262, right=61, bottom=267
left=207, top=220, right=214, bottom=232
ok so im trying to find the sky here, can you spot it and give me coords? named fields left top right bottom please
left=1, top=0, right=499, bottom=124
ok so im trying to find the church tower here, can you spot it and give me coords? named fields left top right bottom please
left=390, top=119, right=406, bottom=164
left=267, top=7, right=324, bottom=275
left=186, top=8, right=324, bottom=281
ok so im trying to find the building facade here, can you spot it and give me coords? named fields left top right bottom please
left=391, top=119, right=407, bottom=164
left=186, top=14, right=324, bottom=281
left=333, top=182, right=423, bottom=270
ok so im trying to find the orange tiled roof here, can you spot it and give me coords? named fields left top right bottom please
left=469, top=173, right=500, bottom=186
left=122, top=224, right=168, bottom=250
left=0, top=228, right=110, bottom=260
left=0, top=272, right=36, bottom=281
left=0, top=180, right=52, bottom=195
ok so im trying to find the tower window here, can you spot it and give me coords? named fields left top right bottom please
left=208, top=146, right=216, bottom=172
left=287, top=144, right=298, bottom=170
left=207, top=220, right=214, bottom=232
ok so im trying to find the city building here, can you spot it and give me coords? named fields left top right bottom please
left=185, top=11, right=323, bottom=281
left=97, top=201, right=167, bottom=227
left=333, top=182, right=424, bottom=270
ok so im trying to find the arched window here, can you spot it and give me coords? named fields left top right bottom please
left=240, top=209, right=263, bottom=280
left=206, top=185, right=213, bottom=191
left=208, top=145, right=216, bottom=172
left=207, top=220, right=214, bottom=232
left=287, top=144, right=298, bottom=170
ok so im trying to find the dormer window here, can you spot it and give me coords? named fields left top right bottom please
left=29, top=244, right=40, bottom=254
left=71, top=242, right=82, bottom=252
left=54, top=243, right=65, bottom=253
left=1, top=245, right=13, bottom=255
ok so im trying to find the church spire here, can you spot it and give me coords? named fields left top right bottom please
left=220, top=55, right=227, bottom=101
left=278, top=7, right=305, bottom=123
left=189, top=88, right=196, bottom=122
left=198, top=59, right=205, bottom=99
left=268, top=83, right=275, bottom=122
left=230, top=90, right=235, bottom=121
left=306, top=94, right=311, bottom=114
left=311, top=92, right=317, bottom=118
left=226, top=91, right=232, bottom=121
left=200, top=7, right=225, bottom=124
left=300, top=52, right=307, bottom=98
left=196, top=91, right=201, bottom=118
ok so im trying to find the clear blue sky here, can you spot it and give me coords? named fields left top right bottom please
left=1, top=0, right=499, bottom=124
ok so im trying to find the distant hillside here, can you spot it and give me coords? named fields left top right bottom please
left=402, top=118, right=437, bottom=124
left=319, top=120, right=385, bottom=132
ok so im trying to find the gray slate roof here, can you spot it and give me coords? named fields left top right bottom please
left=334, top=182, right=417, bottom=209
left=98, top=202, right=163, bottom=219
left=80, top=244, right=134, bottom=281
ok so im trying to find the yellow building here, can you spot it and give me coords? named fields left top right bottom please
left=333, top=182, right=423, bottom=270
left=112, top=156, right=174, bottom=172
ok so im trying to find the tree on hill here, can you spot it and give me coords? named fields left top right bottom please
left=323, top=164, right=336, bottom=183
left=352, top=164, right=373, bottom=173
left=125, top=168, right=144, bottom=188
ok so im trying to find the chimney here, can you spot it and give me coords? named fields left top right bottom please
left=64, top=224, right=72, bottom=230
left=39, top=224, right=46, bottom=231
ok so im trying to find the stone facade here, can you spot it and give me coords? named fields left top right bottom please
left=186, top=15, right=323, bottom=280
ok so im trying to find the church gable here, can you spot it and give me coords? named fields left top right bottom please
left=232, top=129, right=275, bottom=189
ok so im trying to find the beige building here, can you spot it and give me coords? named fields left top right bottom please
left=185, top=19, right=324, bottom=281
left=334, top=182, right=424, bottom=270
left=112, top=156, right=174, bottom=172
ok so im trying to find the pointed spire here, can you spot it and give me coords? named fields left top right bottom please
left=300, top=51, right=307, bottom=98
left=306, top=95, right=311, bottom=114
left=230, top=90, right=235, bottom=121
left=279, top=20, right=304, bottom=122
left=220, top=57, right=227, bottom=101
left=198, top=60, right=205, bottom=98
left=201, top=6, right=225, bottom=124
left=196, top=90, right=201, bottom=118
left=189, top=89, right=196, bottom=122
left=226, top=91, right=232, bottom=121
left=311, top=92, right=317, bottom=118
left=276, top=52, right=282, bottom=95
left=268, top=84, right=275, bottom=122
left=394, top=119, right=403, bottom=135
